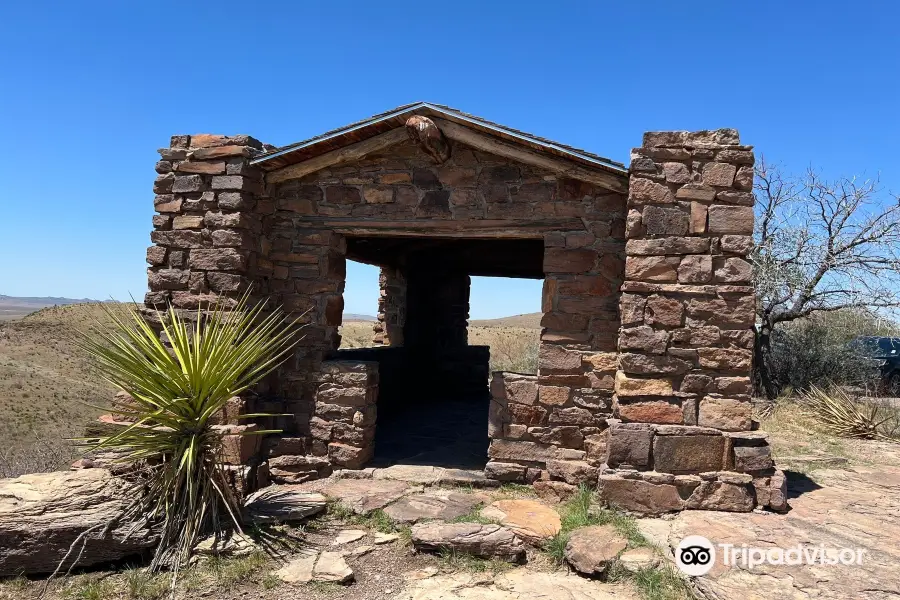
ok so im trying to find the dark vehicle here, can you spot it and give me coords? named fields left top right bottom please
left=850, top=337, right=900, bottom=395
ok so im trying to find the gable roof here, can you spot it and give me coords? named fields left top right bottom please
left=251, top=102, right=627, bottom=177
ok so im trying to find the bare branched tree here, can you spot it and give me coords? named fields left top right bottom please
left=753, top=158, right=900, bottom=398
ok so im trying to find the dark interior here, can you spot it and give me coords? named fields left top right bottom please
left=332, top=236, right=544, bottom=469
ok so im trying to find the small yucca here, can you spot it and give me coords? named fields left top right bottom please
left=800, top=384, right=895, bottom=440
left=77, top=293, right=301, bottom=578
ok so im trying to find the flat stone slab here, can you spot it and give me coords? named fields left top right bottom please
left=371, top=464, right=499, bottom=488
left=564, top=524, right=627, bottom=577
left=321, top=478, right=410, bottom=515
left=373, top=532, right=399, bottom=544
left=480, top=499, right=561, bottom=544
left=395, top=569, right=639, bottom=599
left=331, top=529, right=366, bottom=545
left=411, top=522, right=526, bottom=563
left=243, top=485, right=327, bottom=524
left=779, top=454, right=850, bottom=468
left=638, top=464, right=900, bottom=600
left=275, top=550, right=354, bottom=584
left=383, top=490, right=484, bottom=524
left=618, top=547, right=659, bottom=573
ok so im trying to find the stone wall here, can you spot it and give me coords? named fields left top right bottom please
left=595, top=129, right=784, bottom=513
left=373, top=266, right=406, bottom=346
left=144, top=124, right=781, bottom=513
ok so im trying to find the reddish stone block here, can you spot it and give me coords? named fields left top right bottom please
left=625, top=256, right=680, bottom=282
left=652, top=434, right=726, bottom=473
left=618, top=400, right=682, bottom=424
left=543, top=248, right=597, bottom=273
left=698, top=396, right=752, bottom=431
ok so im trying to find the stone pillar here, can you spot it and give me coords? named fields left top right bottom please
left=597, top=129, right=786, bottom=514
left=147, top=134, right=268, bottom=311
left=373, top=265, right=406, bottom=346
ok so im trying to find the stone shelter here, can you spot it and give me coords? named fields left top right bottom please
left=146, top=102, right=784, bottom=513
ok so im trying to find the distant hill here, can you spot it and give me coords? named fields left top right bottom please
left=470, top=312, right=541, bottom=329
left=0, top=294, right=105, bottom=321
left=344, top=313, right=376, bottom=322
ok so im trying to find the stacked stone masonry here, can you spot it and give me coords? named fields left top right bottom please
left=144, top=114, right=782, bottom=514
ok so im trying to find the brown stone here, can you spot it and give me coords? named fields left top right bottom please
left=625, top=237, right=710, bottom=255
left=697, top=347, right=752, bottom=370
left=546, top=460, right=599, bottom=485
left=619, top=294, right=646, bottom=326
left=327, top=443, right=373, bottom=469
left=480, top=499, right=561, bottom=544
left=619, top=353, right=691, bottom=375
left=675, top=184, right=716, bottom=201
left=685, top=480, right=754, bottom=512
left=644, top=295, right=683, bottom=327
left=619, top=326, right=669, bottom=354
left=543, top=248, right=596, bottom=273
left=597, top=475, right=684, bottom=516
left=734, top=165, right=754, bottom=191
left=176, top=161, right=225, bottom=174
left=720, top=234, right=753, bottom=255
left=488, top=440, right=557, bottom=463
left=734, top=445, right=773, bottom=472
left=641, top=205, right=689, bottom=236
left=628, top=178, right=674, bottom=204
left=615, top=372, right=673, bottom=397
left=172, top=174, right=203, bottom=193
left=538, top=386, right=570, bottom=406
left=653, top=435, right=726, bottom=473
left=564, top=524, right=627, bottom=576
left=714, top=257, right=753, bottom=283
left=538, top=344, right=582, bottom=372
left=618, top=401, right=682, bottom=424
left=698, top=396, right=752, bottom=431
left=172, top=215, right=204, bottom=229
left=708, top=205, right=754, bottom=234
left=690, top=202, right=707, bottom=234
left=662, top=162, right=691, bottom=184
left=625, top=256, right=680, bottom=282
left=677, top=255, right=712, bottom=283
left=484, top=462, right=526, bottom=482
left=410, top=522, right=526, bottom=562
left=606, top=424, right=652, bottom=468
left=533, top=480, right=578, bottom=503
left=702, top=162, right=737, bottom=186
left=188, top=249, right=247, bottom=272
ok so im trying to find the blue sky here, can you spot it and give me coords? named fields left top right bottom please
left=1, top=2, right=898, bottom=318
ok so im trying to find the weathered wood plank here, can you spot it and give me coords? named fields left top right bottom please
left=296, top=217, right=582, bottom=239
left=266, top=128, right=409, bottom=184
left=432, top=118, right=628, bottom=194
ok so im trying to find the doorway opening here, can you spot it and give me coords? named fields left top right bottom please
left=334, top=236, right=544, bottom=469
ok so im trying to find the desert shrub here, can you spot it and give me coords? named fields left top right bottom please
left=766, top=317, right=882, bottom=393
left=75, top=293, right=302, bottom=579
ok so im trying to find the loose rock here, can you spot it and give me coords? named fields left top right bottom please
left=411, top=522, right=526, bottom=562
left=243, top=485, right=327, bottom=524
left=564, top=524, right=628, bottom=577
left=480, top=499, right=561, bottom=544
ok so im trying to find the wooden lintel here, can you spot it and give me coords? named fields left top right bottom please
left=267, top=128, right=408, bottom=184
left=297, top=217, right=582, bottom=239
left=432, top=118, right=628, bottom=194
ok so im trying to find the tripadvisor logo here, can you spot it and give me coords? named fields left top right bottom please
left=676, top=535, right=716, bottom=576
left=675, top=535, right=867, bottom=575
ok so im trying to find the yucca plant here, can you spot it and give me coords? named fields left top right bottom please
left=800, top=383, right=896, bottom=440
left=76, top=292, right=302, bottom=579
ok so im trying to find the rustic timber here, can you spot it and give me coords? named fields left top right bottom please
left=405, top=115, right=451, bottom=163
left=267, top=128, right=408, bottom=184
left=296, top=217, right=583, bottom=239
left=431, top=118, right=628, bottom=193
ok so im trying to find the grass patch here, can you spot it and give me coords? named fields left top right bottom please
left=62, top=577, right=116, bottom=600
left=545, top=485, right=649, bottom=565
left=438, top=549, right=514, bottom=574
left=124, top=568, right=168, bottom=600
left=306, top=581, right=343, bottom=593
left=206, top=550, right=270, bottom=588
left=327, top=502, right=405, bottom=535
left=609, top=563, right=694, bottom=600
left=447, top=504, right=497, bottom=525
left=497, top=483, right=537, bottom=498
